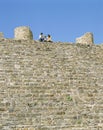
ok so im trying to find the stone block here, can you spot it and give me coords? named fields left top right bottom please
left=14, top=26, right=33, bottom=40
left=76, top=32, right=94, bottom=44
left=0, top=32, right=4, bottom=39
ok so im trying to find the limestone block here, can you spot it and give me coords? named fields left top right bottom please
left=0, top=32, right=4, bottom=39
left=76, top=32, right=94, bottom=44
left=14, top=26, right=33, bottom=40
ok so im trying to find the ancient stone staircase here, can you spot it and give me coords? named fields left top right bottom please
left=0, top=39, right=103, bottom=130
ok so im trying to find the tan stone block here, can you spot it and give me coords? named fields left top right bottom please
left=29, top=128, right=35, bottom=130
left=76, top=32, right=94, bottom=44
left=16, top=128, right=22, bottom=130
left=23, top=128, right=28, bottom=130
left=14, top=26, right=33, bottom=40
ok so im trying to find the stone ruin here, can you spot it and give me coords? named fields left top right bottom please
left=76, top=32, right=94, bottom=44
left=0, top=26, right=94, bottom=44
left=0, top=32, right=4, bottom=39
left=14, top=26, right=33, bottom=40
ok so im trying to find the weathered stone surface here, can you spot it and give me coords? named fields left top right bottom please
left=0, top=32, right=4, bottom=39
left=14, top=26, right=33, bottom=40
left=0, top=40, right=103, bottom=130
left=76, top=32, right=94, bottom=44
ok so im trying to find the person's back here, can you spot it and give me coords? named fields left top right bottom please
left=39, top=33, right=44, bottom=42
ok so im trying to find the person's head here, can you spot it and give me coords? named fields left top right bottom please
left=41, top=33, right=43, bottom=35
left=48, top=34, right=50, bottom=37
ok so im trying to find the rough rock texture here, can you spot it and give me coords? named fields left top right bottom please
left=0, top=39, right=103, bottom=130
left=0, top=32, right=4, bottom=39
left=14, top=26, right=33, bottom=40
left=76, top=32, right=94, bottom=44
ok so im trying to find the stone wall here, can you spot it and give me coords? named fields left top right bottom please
left=0, top=40, right=103, bottom=130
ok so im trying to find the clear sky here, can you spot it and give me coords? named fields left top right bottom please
left=0, top=0, right=103, bottom=44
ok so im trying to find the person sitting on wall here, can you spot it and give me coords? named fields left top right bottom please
left=47, top=34, right=52, bottom=42
left=39, top=33, right=44, bottom=42
left=44, top=35, right=47, bottom=42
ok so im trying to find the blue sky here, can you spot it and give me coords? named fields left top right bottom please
left=0, top=0, right=103, bottom=44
